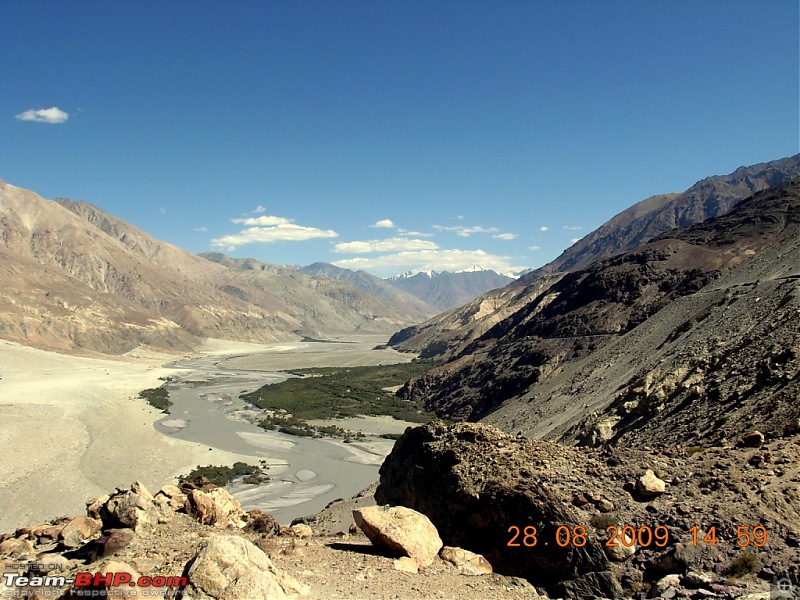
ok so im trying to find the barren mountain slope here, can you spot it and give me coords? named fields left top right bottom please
left=485, top=217, right=800, bottom=448
left=399, top=178, right=800, bottom=424
left=0, top=180, right=281, bottom=353
left=519, top=153, right=800, bottom=282
left=298, top=262, right=439, bottom=322
left=199, top=254, right=436, bottom=334
left=387, top=156, right=800, bottom=360
left=387, top=273, right=564, bottom=359
left=0, top=181, right=428, bottom=354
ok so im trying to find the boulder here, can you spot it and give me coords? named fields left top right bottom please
left=741, top=430, right=765, bottom=448
left=604, top=527, right=636, bottom=562
left=636, top=469, right=666, bottom=498
left=287, top=524, right=313, bottom=539
left=97, top=529, right=135, bottom=558
left=596, top=498, right=615, bottom=513
left=185, top=535, right=310, bottom=599
left=186, top=488, right=246, bottom=529
left=439, top=546, right=493, bottom=575
left=154, top=484, right=187, bottom=512
left=86, top=494, right=110, bottom=520
left=375, top=422, right=621, bottom=599
left=29, top=523, right=64, bottom=542
left=353, top=506, right=442, bottom=568
left=99, top=487, right=159, bottom=533
left=58, top=516, right=102, bottom=548
left=34, top=553, right=72, bottom=573
left=129, top=481, right=154, bottom=501
left=245, top=509, right=280, bottom=535
left=393, top=557, right=419, bottom=573
left=0, top=538, right=35, bottom=558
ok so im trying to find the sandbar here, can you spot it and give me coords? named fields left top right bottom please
left=0, top=339, right=266, bottom=532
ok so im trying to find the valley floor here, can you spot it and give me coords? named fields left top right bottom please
left=0, top=339, right=274, bottom=532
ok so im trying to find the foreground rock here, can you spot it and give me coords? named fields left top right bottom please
left=353, top=505, right=443, bottom=567
left=376, top=421, right=622, bottom=599
left=186, top=488, right=246, bottom=529
left=184, top=535, right=310, bottom=599
left=440, top=546, right=493, bottom=575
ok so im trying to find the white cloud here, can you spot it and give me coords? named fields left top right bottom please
left=333, top=248, right=526, bottom=275
left=15, top=107, right=69, bottom=124
left=334, top=237, right=439, bottom=254
left=433, top=225, right=500, bottom=237
left=570, top=237, right=581, bottom=244
left=539, top=226, right=549, bottom=232
left=211, top=215, right=338, bottom=249
left=370, top=219, right=395, bottom=229
left=563, top=225, right=583, bottom=231
left=158, top=207, right=166, bottom=215
left=397, top=228, right=434, bottom=237
left=528, top=245, right=541, bottom=251
left=193, top=226, right=208, bottom=232
left=493, top=233, right=518, bottom=240
left=254, top=205, right=266, bottom=214
left=232, top=215, right=292, bottom=226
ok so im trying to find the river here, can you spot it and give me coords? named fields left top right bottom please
left=152, top=337, right=415, bottom=525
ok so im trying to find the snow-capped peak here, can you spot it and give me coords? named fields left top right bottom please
left=455, top=265, right=490, bottom=273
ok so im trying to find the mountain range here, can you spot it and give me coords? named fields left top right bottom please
left=0, top=180, right=435, bottom=354
left=384, top=268, right=514, bottom=311
left=519, top=153, right=800, bottom=283
left=395, top=169, right=800, bottom=447
left=389, top=154, right=800, bottom=359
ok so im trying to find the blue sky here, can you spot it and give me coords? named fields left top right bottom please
left=2, top=1, right=798, bottom=277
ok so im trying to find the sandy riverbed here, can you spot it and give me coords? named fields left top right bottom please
left=0, top=339, right=269, bottom=532
left=0, top=337, right=418, bottom=532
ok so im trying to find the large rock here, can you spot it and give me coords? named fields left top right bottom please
left=353, top=506, right=443, bottom=567
left=99, top=487, right=160, bottom=533
left=154, top=484, right=188, bottom=512
left=58, top=516, right=102, bottom=548
left=439, top=546, right=493, bottom=575
left=636, top=469, right=666, bottom=498
left=245, top=509, right=280, bottom=535
left=186, top=488, right=246, bottom=529
left=375, top=422, right=621, bottom=599
left=184, top=535, right=309, bottom=599
left=0, top=538, right=35, bottom=558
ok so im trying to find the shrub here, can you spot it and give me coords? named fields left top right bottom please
left=138, top=387, right=171, bottom=411
left=590, top=513, right=619, bottom=529
left=725, top=553, right=760, bottom=577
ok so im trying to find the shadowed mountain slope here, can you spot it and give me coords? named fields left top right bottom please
left=398, top=178, right=800, bottom=440
left=388, top=155, right=800, bottom=361
left=519, top=153, right=800, bottom=283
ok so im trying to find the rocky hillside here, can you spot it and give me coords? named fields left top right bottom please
left=0, top=180, right=429, bottom=354
left=389, top=155, right=800, bottom=359
left=3, top=422, right=798, bottom=599
left=386, top=269, right=514, bottom=311
left=198, top=253, right=437, bottom=334
left=387, top=273, right=565, bottom=359
left=398, top=178, right=800, bottom=442
left=519, top=154, right=800, bottom=283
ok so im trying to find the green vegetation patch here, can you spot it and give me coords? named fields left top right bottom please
left=180, top=462, right=268, bottom=487
left=242, top=360, right=439, bottom=435
left=725, top=553, right=760, bottom=577
left=139, top=387, right=171, bottom=412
